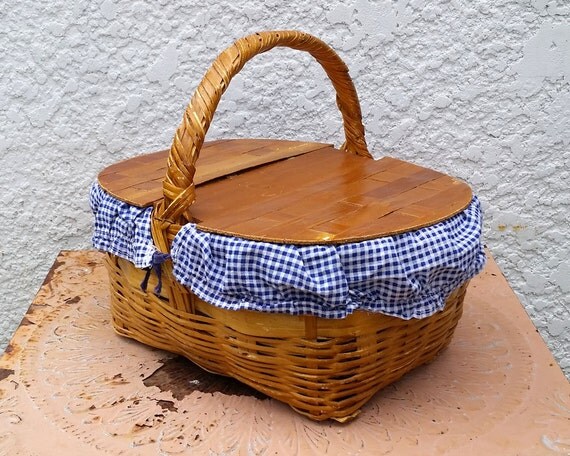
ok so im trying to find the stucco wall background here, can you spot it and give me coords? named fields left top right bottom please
left=1, top=1, right=568, bottom=375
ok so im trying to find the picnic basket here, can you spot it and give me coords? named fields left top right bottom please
left=93, top=30, right=485, bottom=422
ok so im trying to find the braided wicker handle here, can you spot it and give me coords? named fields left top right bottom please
left=158, top=30, right=370, bottom=224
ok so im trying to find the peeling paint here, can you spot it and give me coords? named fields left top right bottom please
left=143, top=356, right=268, bottom=401
left=0, top=368, right=15, bottom=381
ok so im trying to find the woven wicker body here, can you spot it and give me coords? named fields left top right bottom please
left=108, top=254, right=467, bottom=422
left=99, top=31, right=478, bottom=422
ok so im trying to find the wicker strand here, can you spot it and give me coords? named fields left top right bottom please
left=103, top=31, right=474, bottom=421
left=156, top=30, right=370, bottom=226
left=108, top=252, right=468, bottom=422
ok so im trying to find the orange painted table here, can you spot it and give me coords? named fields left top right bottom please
left=1, top=250, right=568, bottom=455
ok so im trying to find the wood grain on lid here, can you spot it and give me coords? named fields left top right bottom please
left=98, top=139, right=473, bottom=244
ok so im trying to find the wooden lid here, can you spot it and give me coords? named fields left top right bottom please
left=99, top=139, right=473, bottom=244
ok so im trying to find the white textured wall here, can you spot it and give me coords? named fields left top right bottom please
left=1, top=1, right=568, bottom=375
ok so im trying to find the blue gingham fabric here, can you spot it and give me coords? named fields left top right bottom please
left=90, top=182, right=486, bottom=319
left=171, top=200, right=485, bottom=319
left=90, top=183, right=157, bottom=269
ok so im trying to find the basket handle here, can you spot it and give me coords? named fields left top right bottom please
left=157, top=30, right=371, bottom=225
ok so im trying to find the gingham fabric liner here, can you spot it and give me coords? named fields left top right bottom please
left=90, top=183, right=156, bottom=269
left=90, top=182, right=486, bottom=319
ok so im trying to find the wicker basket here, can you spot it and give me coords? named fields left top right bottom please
left=98, top=30, right=480, bottom=422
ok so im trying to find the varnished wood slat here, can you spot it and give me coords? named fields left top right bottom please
left=362, top=169, right=443, bottom=201
left=197, top=141, right=330, bottom=184
left=410, top=184, right=472, bottom=210
left=121, top=181, right=165, bottom=205
left=192, top=150, right=387, bottom=230
left=190, top=142, right=472, bottom=243
left=98, top=139, right=330, bottom=207
left=97, top=139, right=473, bottom=243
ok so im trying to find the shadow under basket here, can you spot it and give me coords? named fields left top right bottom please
left=95, top=30, right=481, bottom=423
left=107, top=253, right=467, bottom=422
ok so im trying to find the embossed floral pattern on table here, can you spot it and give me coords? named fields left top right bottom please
left=0, top=251, right=569, bottom=455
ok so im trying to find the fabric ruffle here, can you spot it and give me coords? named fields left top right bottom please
left=170, top=198, right=486, bottom=319
left=90, top=182, right=486, bottom=319
left=90, top=183, right=156, bottom=269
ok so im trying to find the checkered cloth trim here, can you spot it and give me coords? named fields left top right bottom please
left=90, top=183, right=156, bottom=269
left=90, top=183, right=485, bottom=319
left=171, top=198, right=486, bottom=319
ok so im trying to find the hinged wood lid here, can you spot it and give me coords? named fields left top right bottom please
left=99, top=139, right=473, bottom=244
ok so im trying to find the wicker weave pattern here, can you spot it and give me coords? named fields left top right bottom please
left=108, top=254, right=467, bottom=422
left=104, top=31, right=477, bottom=422
left=157, top=30, right=370, bottom=226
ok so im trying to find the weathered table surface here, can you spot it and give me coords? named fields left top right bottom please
left=1, top=250, right=568, bottom=455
